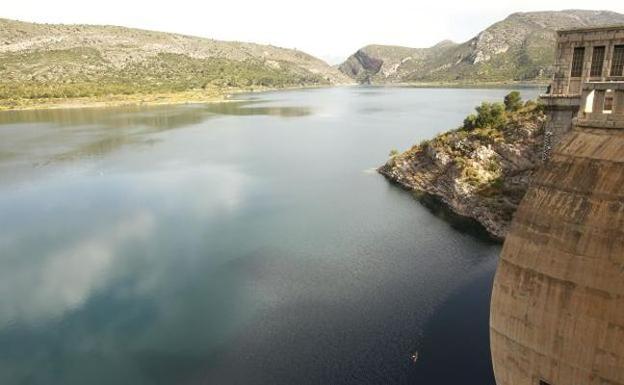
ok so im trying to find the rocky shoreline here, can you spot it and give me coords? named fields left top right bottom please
left=379, top=94, right=546, bottom=240
left=379, top=166, right=506, bottom=242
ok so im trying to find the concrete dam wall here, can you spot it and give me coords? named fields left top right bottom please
left=490, top=26, right=624, bottom=385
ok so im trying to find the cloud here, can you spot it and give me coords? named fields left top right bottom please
left=0, top=211, right=155, bottom=326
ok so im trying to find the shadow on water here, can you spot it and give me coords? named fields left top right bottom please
left=0, top=100, right=312, bottom=129
left=379, top=173, right=502, bottom=243
left=0, top=104, right=212, bottom=130
left=0, top=100, right=312, bottom=167
left=49, top=135, right=160, bottom=162
left=410, top=267, right=497, bottom=385
left=413, top=192, right=502, bottom=244
left=203, top=101, right=313, bottom=118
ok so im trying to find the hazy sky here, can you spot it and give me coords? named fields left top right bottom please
left=3, top=1, right=624, bottom=63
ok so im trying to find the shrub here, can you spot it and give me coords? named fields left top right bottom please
left=389, top=149, right=400, bottom=157
left=463, top=114, right=478, bottom=130
left=504, top=91, right=522, bottom=112
left=523, top=99, right=545, bottom=114
left=463, top=102, right=507, bottom=131
left=453, top=156, right=467, bottom=167
left=462, top=165, right=483, bottom=186
left=473, top=127, right=503, bottom=144
left=490, top=177, right=504, bottom=190
left=486, top=159, right=501, bottom=173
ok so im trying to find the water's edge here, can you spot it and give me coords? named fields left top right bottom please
left=378, top=166, right=503, bottom=243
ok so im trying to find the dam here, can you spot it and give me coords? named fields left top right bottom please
left=490, top=26, right=624, bottom=385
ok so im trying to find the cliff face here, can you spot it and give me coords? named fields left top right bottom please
left=337, top=43, right=455, bottom=83
left=379, top=98, right=545, bottom=240
left=340, top=10, right=624, bottom=84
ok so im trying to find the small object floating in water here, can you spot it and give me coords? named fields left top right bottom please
left=410, top=351, right=419, bottom=363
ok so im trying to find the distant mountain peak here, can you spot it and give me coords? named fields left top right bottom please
left=432, top=40, right=457, bottom=48
left=339, top=9, right=624, bottom=84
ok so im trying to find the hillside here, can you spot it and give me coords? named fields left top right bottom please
left=0, top=18, right=351, bottom=109
left=379, top=93, right=546, bottom=240
left=339, top=10, right=624, bottom=84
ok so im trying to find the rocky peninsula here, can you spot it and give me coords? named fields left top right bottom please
left=379, top=92, right=546, bottom=240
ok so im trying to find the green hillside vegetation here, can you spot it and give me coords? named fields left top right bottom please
left=0, top=18, right=349, bottom=109
left=0, top=49, right=326, bottom=102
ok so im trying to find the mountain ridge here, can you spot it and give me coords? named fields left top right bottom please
left=0, top=18, right=352, bottom=109
left=339, top=10, right=624, bottom=84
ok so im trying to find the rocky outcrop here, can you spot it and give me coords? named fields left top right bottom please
left=338, top=50, right=384, bottom=83
left=337, top=45, right=431, bottom=83
left=379, top=100, right=546, bottom=240
left=340, top=10, right=624, bottom=84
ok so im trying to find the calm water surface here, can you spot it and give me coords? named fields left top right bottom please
left=0, top=86, right=540, bottom=385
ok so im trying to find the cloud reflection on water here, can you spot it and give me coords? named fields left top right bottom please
left=0, top=160, right=251, bottom=328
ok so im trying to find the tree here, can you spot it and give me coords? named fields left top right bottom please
left=504, top=91, right=522, bottom=112
left=463, top=114, right=478, bottom=130
left=463, top=102, right=507, bottom=131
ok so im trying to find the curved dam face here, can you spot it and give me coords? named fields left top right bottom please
left=490, top=26, right=624, bottom=385
left=490, top=127, right=624, bottom=385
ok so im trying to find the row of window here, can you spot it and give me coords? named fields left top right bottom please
left=570, top=45, right=624, bottom=78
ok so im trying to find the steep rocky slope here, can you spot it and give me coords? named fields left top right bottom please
left=0, top=18, right=351, bottom=106
left=338, top=41, right=457, bottom=83
left=340, top=10, right=624, bottom=84
left=379, top=94, right=546, bottom=240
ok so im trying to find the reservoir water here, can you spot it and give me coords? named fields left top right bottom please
left=0, top=86, right=540, bottom=385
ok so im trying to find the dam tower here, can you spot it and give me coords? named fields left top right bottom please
left=490, top=26, right=624, bottom=385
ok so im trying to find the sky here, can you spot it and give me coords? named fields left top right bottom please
left=3, top=0, right=624, bottom=64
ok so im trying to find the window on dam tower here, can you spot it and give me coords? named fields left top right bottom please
left=539, top=380, right=552, bottom=385
left=590, top=46, right=605, bottom=77
left=604, top=90, right=614, bottom=113
left=611, top=45, right=624, bottom=77
left=571, top=47, right=585, bottom=78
